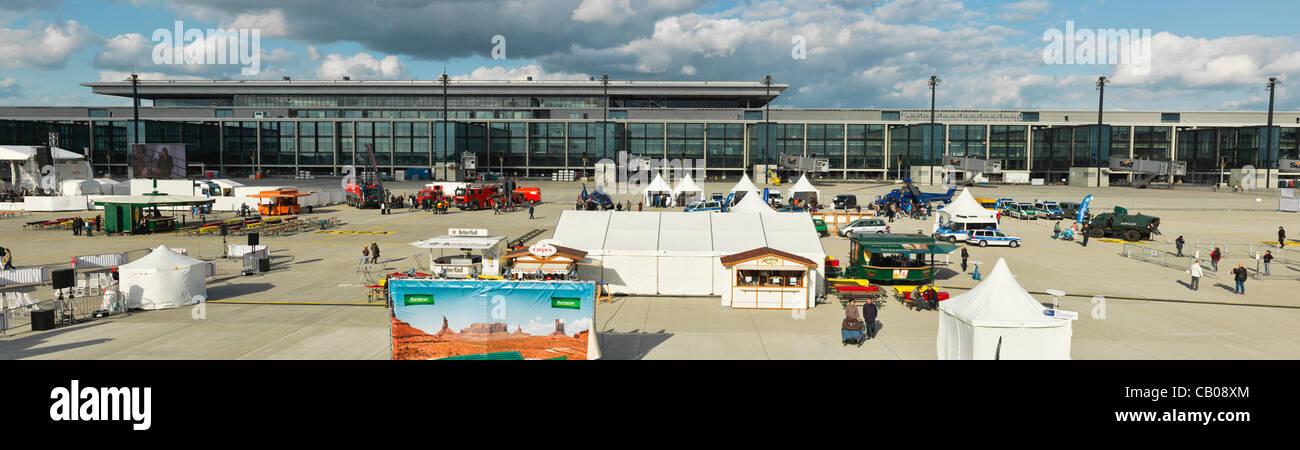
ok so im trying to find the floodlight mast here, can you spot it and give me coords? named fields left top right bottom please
left=1096, top=76, right=1110, bottom=187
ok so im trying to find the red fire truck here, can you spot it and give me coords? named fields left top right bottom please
left=454, top=185, right=500, bottom=210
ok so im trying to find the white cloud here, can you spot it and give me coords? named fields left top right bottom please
left=460, top=64, right=589, bottom=81
left=224, top=9, right=288, bottom=38
left=998, top=0, right=1048, bottom=22
left=0, top=20, right=98, bottom=69
left=315, top=52, right=405, bottom=80
left=94, top=33, right=152, bottom=70
left=306, top=45, right=321, bottom=62
left=1113, top=32, right=1299, bottom=90
left=572, top=0, right=636, bottom=24
left=0, top=78, right=18, bottom=98
left=872, top=0, right=967, bottom=23
left=681, top=64, right=696, bottom=75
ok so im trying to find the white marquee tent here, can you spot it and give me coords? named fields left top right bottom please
left=0, top=145, right=85, bottom=161
left=786, top=174, right=821, bottom=205
left=671, top=174, right=704, bottom=203
left=936, top=258, right=1072, bottom=360
left=729, top=189, right=777, bottom=214
left=643, top=173, right=673, bottom=206
left=730, top=173, right=760, bottom=198
left=933, top=188, right=998, bottom=234
left=118, top=245, right=209, bottom=311
left=552, top=210, right=826, bottom=303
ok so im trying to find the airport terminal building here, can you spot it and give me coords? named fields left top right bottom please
left=1, top=78, right=1298, bottom=185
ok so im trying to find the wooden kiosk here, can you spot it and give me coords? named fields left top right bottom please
left=502, top=243, right=587, bottom=280
left=720, top=247, right=818, bottom=310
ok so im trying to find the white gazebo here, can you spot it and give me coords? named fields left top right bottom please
left=642, top=173, right=673, bottom=207
left=118, top=245, right=208, bottom=310
left=937, top=258, right=1073, bottom=360
left=934, top=188, right=998, bottom=234
left=672, top=174, right=705, bottom=205
left=786, top=174, right=821, bottom=206
left=729, top=189, right=777, bottom=214
left=729, top=172, right=760, bottom=202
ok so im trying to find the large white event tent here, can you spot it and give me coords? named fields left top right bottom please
left=937, top=258, right=1072, bottom=360
left=552, top=210, right=826, bottom=302
left=118, top=245, right=209, bottom=310
left=786, top=174, right=821, bottom=205
left=729, top=189, right=777, bottom=214
left=671, top=174, right=704, bottom=204
left=642, top=173, right=673, bottom=206
left=933, top=188, right=998, bottom=235
left=729, top=173, right=760, bottom=201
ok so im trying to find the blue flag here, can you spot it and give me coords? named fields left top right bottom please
left=1076, top=194, right=1093, bottom=224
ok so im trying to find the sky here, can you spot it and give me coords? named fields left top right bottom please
left=0, top=0, right=1297, bottom=111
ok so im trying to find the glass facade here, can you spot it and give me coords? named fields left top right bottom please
left=3, top=118, right=1297, bottom=183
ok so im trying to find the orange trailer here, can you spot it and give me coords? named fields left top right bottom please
left=248, top=189, right=311, bottom=216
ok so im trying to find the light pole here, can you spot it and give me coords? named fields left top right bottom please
left=440, top=73, right=449, bottom=180
left=129, top=73, right=140, bottom=177
left=1266, top=77, right=1280, bottom=189
left=928, top=75, right=941, bottom=185
left=601, top=74, right=610, bottom=179
left=1096, top=76, right=1109, bottom=187
left=763, top=74, right=774, bottom=177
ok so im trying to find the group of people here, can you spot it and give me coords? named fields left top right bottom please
left=840, top=299, right=880, bottom=345
left=70, top=215, right=102, bottom=237
left=870, top=198, right=930, bottom=223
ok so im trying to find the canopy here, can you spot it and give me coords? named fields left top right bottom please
left=786, top=174, right=821, bottom=204
left=118, top=245, right=208, bottom=310
left=937, top=258, right=1072, bottom=360
left=643, top=174, right=672, bottom=194
left=671, top=174, right=704, bottom=196
left=0, top=145, right=85, bottom=161
left=730, top=172, right=760, bottom=194
left=409, top=235, right=506, bottom=250
left=729, top=190, right=777, bottom=214
left=857, top=241, right=959, bottom=255
left=93, top=195, right=215, bottom=207
left=938, top=188, right=997, bottom=224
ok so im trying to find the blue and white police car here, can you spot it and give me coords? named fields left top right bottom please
left=967, top=229, right=1022, bottom=248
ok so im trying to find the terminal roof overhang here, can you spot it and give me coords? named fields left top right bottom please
left=82, top=79, right=788, bottom=104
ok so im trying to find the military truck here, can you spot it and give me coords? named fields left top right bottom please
left=1086, top=206, right=1161, bottom=241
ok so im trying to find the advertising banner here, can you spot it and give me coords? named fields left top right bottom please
left=131, top=143, right=187, bottom=179
left=1076, top=194, right=1093, bottom=224
left=389, top=279, right=595, bottom=360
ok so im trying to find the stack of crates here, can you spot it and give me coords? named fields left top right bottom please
left=551, top=170, right=576, bottom=182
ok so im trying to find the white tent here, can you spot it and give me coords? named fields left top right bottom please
left=642, top=173, right=673, bottom=206
left=552, top=210, right=826, bottom=303
left=786, top=174, right=821, bottom=205
left=59, top=179, right=99, bottom=195
left=936, top=258, right=1072, bottom=360
left=934, top=188, right=998, bottom=233
left=0, top=145, right=85, bottom=161
left=730, top=173, right=760, bottom=195
left=671, top=174, right=704, bottom=203
left=729, top=189, right=777, bottom=214
left=118, top=245, right=208, bottom=310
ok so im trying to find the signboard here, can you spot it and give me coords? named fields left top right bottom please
left=131, top=143, right=187, bottom=179
left=1280, top=159, right=1300, bottom=174
left=892, top=269, right=910, bottom=279
left=528, top=243, right=557, bottom=258
left=448, top=228, right=488, bottom=236
left=1043, top=309, right=1079, bottom=320
left=389, top=279, right=595, bottom=360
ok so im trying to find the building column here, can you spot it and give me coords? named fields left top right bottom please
left=842, top=123, right=848, bottom=180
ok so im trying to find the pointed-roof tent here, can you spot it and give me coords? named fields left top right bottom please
left=671, top=173, right=704, bottom=196
left=937, top=258, right=1072, bottom=360
left=939, top=188, right=997, bottom=223
left=643, top=173, right=672, bottom=194
left=0, top=145, right=85, bottom=161
left=786, top=174, right=821, bottom=203
left=729, top=189, right=777, bottom=214
left=730, top=172, right=760, bottom=194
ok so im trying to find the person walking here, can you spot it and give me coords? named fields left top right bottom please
left=0, top=247, right=13, bottom=270
left=1175, top=235, right=1185, bottom=257
left=1081, top=224, right=1090, bottom=247
left=369, top=242, right=380, bottom=265
left=1210, top=247, right=1222, bottom=272
left=1188, top=259, right=1203, bottom=291
left=94, top=215, right=102, bottom=232
left=960, top=246, right=969, bottom=272
left=1053, top=221, right=1061, bottom=239
left=1232, top=263, right=1248, bottom=295
left=861, top=299, right=878, bottom=339
left=1263, top=250, right=1273, bottom=276
left=1280, top=226, right=1287, bottom=249
left=528, top=205, right=535, bottom=220
left=84, top=219, right=93, bottom=237
left=637, top=201, right=643, bottom=212
left=72, top=217, right=82, bottom=236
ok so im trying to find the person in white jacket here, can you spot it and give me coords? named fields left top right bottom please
left=1188, top=260, right=1203, bottom=291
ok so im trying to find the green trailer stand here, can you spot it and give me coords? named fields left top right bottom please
left=93, top=195, right=215, bottom=235
left=844, top=234, right=959, bottom=285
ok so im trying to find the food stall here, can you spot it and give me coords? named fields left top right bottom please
left=502, top=242, right=587, bottom=280
left=844, top=234, right=958, bottom=285
left=719, top=247, right=818, bottom=310
left=409, top=233, right=507, bottom=279
left=247, top=188, right=311, bottom=216
left=93, top=195, right=216, bottom=235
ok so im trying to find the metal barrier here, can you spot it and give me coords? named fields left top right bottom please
left=1122, top=241, right=1299, bottom=280
left=1, top=294, right=105, bottom=335
left=1091, top=197, right=1279, bottom=212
